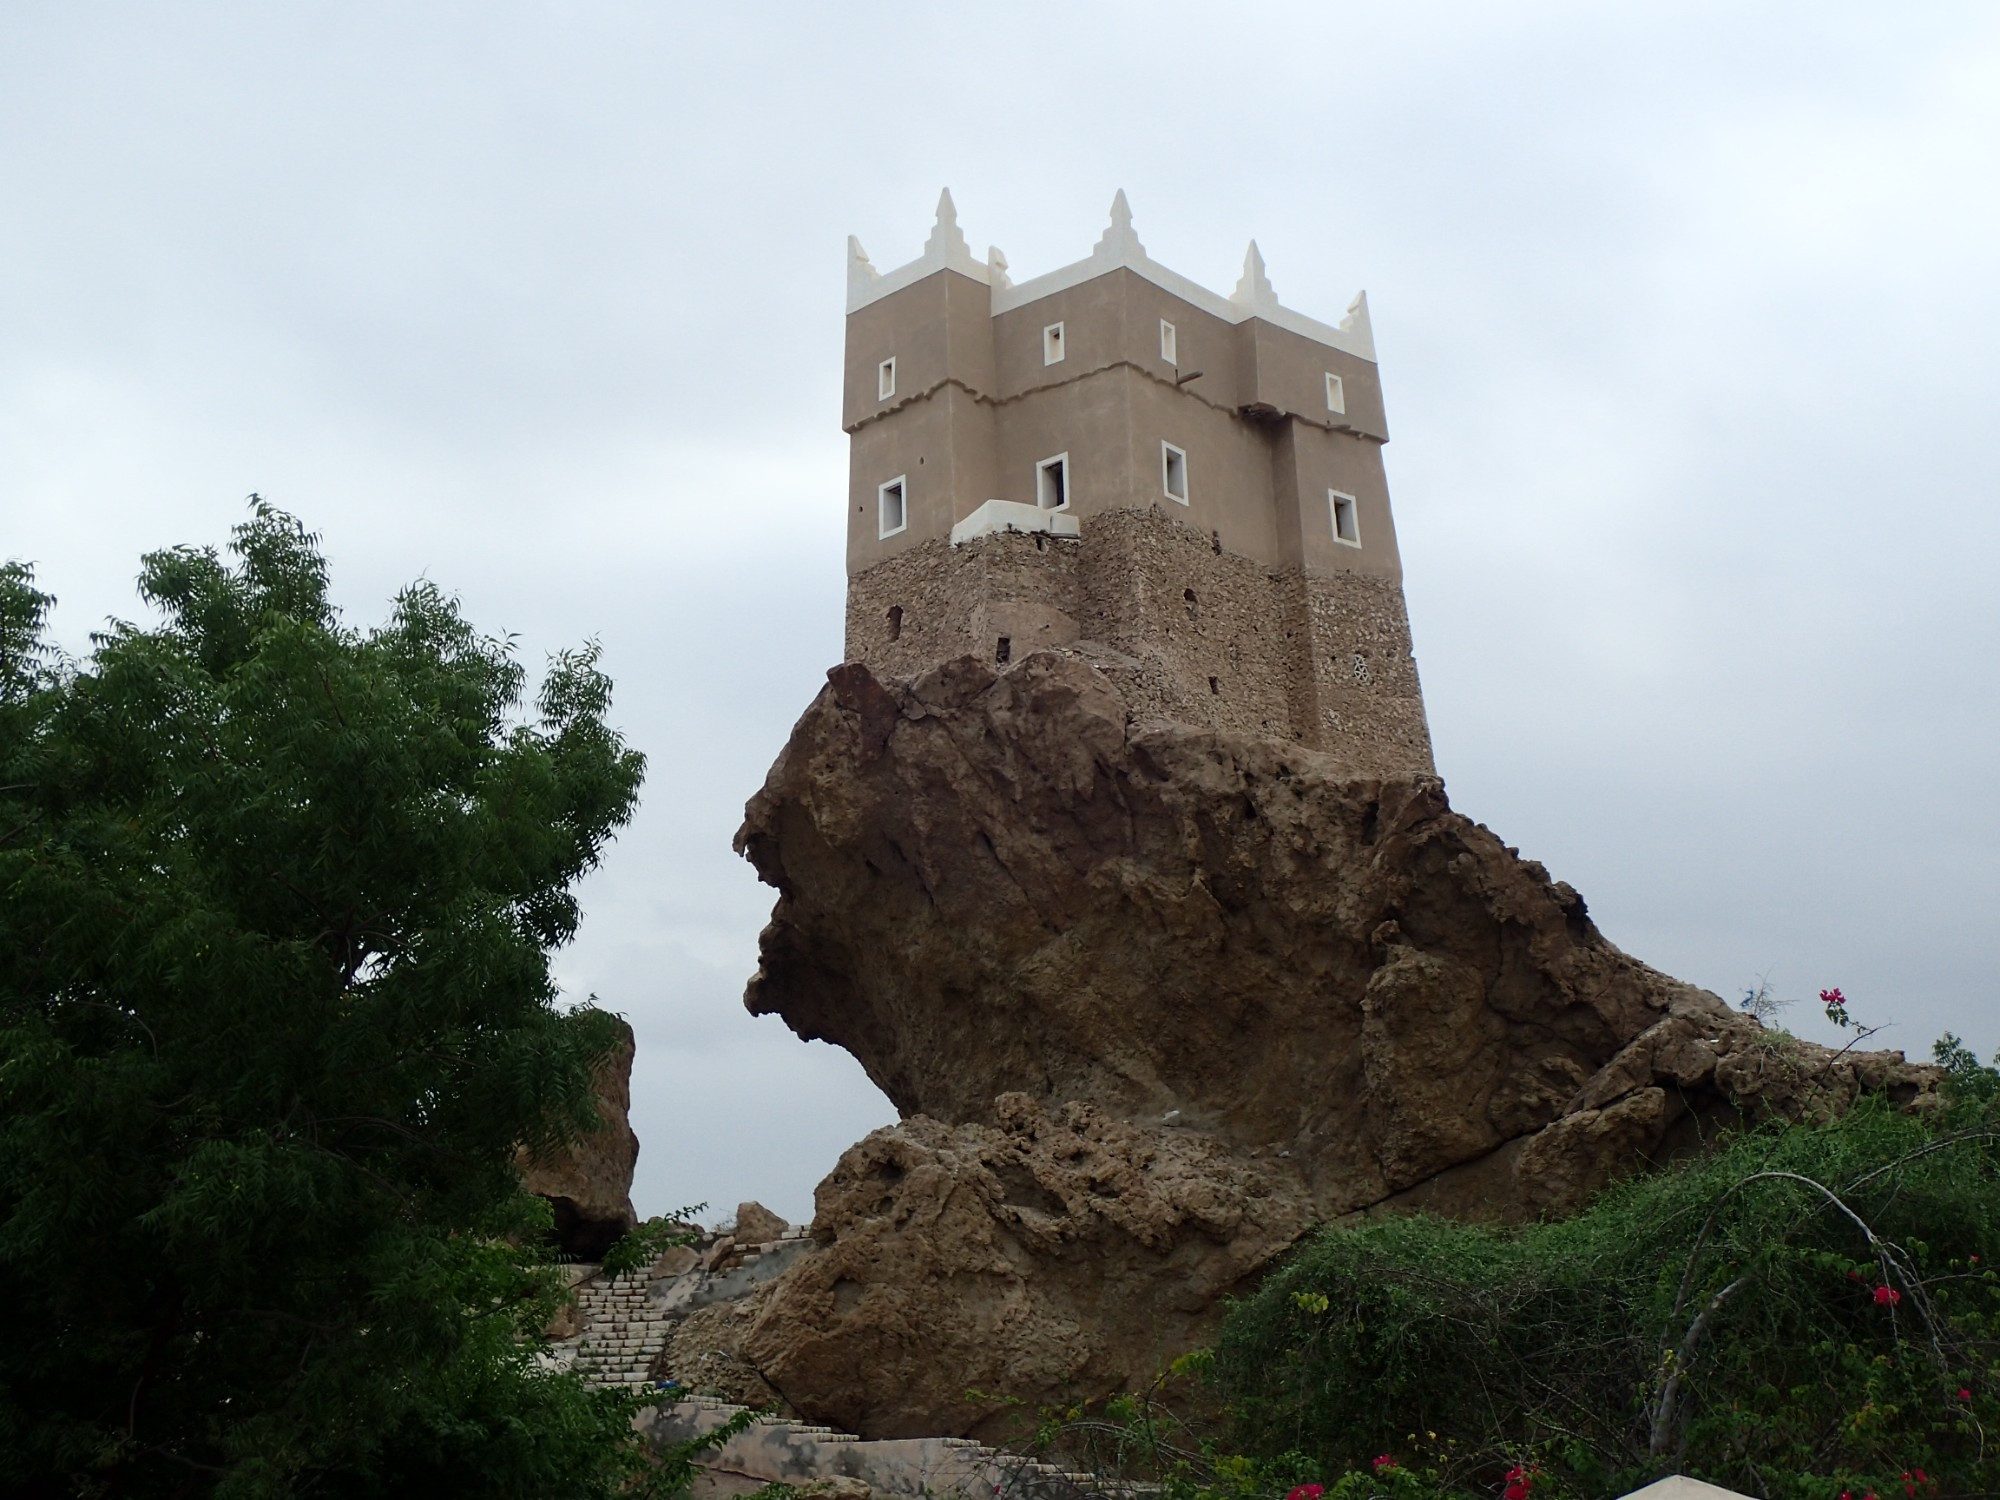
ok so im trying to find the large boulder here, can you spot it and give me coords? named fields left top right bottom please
left=516, top=1017, right=640, bottom=1260
left=740, top=1094, right=1311, bottom=1441
left=731, top=650, right=1937, bottom=1432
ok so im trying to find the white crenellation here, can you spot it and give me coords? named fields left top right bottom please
left=1229, top=240, right=1279, bottom=316
left=1092, top=187, right=1146, bottom=260
left=846, top=189, right=1377, bottom=361
left=844, top=189, right=987, bottom=314
left=1340, top=290, right=1374, bottom=351
left=847, top=236, right=880, bottom=308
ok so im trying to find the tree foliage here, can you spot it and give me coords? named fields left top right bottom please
left=0, top=505, right=665, bottom=1496
left=1210, top=1054, right=2000, bottom=1500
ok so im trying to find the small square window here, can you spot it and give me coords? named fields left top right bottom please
left=1161, top=441, right=1189, bottom=504
left=1325, top=372, right=1346, bottom=415
left=1043, top=322, right=1066, bottom=365
left=879, top=476, right=908, bottom=539
left=1329, top=489, right=1360, bottom=547
left=1036, top=453, right=1070, bottom=511
left=1160, top=319, right=1178, bottom=365
left=878, top=358, right=896, bottom=401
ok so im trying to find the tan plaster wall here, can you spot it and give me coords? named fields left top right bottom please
left=1278, top=420, right=1404, bottom=579
left=1242, top=319, right=1389, bottom=438
left=842, top=270, right=992, bottom=430
left=847, top=383, right=997, bottom=570
left=843, top=267, right=1398, bottom=580
left=838, top=264, right=1431, bottom=777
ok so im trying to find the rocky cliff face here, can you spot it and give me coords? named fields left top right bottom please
left=729, top=651, right=1936, bottom=1437
left=517, top=1017, right=640, bottom=1260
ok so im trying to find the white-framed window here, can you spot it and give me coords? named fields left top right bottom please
left=1325, top=372, right=1346, bottom=414
left=1035, top=453, right=1070, bottom=511
left=878, top=357, right=896, bottom=401
left=1329, top=489, right=1360, bottom=547
left=1042, top=322, right=1066, bottom=365
left=1160, top=319, right=1178, bottom=365
left=878, top=476, right=908, bottom=539
left=1161, top=441, right=1189, bottom=504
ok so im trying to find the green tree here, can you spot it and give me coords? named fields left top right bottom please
left=0, top=505, right=664, bottom=1496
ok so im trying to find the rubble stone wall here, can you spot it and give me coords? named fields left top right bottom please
left=841, top=505, right=1435, bottom=778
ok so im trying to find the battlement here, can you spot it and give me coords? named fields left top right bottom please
left=848, top=188, right=1375, bottom=359
left=839, top=191, right=1434, bottom=775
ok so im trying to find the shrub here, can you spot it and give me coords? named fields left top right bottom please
left=1209, top=1047, right=2000, bottom=1500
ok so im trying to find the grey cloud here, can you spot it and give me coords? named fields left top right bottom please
left=5, top=2, right=1997, bottom=1217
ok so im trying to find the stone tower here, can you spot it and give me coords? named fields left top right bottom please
left=841, top=190, right=1434, bottom=778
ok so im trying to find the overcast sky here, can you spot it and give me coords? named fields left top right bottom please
left=4, top=3, right=1997, bottom=1223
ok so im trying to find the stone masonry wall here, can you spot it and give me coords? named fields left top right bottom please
left=1299, top=569, right=1436, bottom=778
left=842, top=506, right=1434, bottom=778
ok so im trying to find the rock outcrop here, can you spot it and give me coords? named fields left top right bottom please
left=517, top=1017, right=640, bottom=1260
left=741, top=1093, right=1312, bottom=1440
left=731, top=651, right=1937, bottom=1434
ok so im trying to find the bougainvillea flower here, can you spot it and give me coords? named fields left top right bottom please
left=1373, top=1456, right=1398, bottom=1473
left=1961, top=1388, right=1974, bottom=1401
left=1874, top=1285, right=1903, bottom=1306
left=1286, top=1486, right=1325, bottom=1500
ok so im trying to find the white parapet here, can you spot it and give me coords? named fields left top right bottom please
left=848, top=190, right=1377, bottom=361
left=949, top=499, right=1082, bottom=546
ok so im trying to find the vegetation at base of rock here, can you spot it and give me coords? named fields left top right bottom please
left=0, top=507, right=682, bottom=1496
left=1193, top=1040, right=2000, bottom=1500
left=603, top=1212, right=706, bottom=1282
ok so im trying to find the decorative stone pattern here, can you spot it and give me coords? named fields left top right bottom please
left=843, top=506, right=1434, bottom=778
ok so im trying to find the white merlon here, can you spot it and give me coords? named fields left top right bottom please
left=1340, top=290, right=1374, bottom=349
left=847, top=189, right=1377, bottom=362
left=950, top=499, right=1082, bottom=546
left=846, top=235, right=880, bottom=309
left=845, top=189, right=987, bottom=313
left=1093, top=187, right=1146, bottom=260
left=1230, top=240, right=1278, bottom=316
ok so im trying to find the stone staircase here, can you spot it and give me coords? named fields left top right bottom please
left=642, top=1395, right=1129, bottom=1500
left=551, top=1224, right=813, bottom=1390
left=554, top=1230, right=1133, bottom=1497
left=563, top=1259, right=673, bottom=1387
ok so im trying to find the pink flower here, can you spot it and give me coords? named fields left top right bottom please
left=1286, top=1486, right=1325, bottom=1500
left=1874, top=1285, right=1903, bottom=1306
left=1821, top=987, right=1846, bottom=1008
left=1373, top=1456, right=1398, bottom=1473
left=1960, top=1388, right=1974, bottom=1402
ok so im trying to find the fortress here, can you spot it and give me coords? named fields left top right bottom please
left=841, top=190, right=1435, bottom=778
